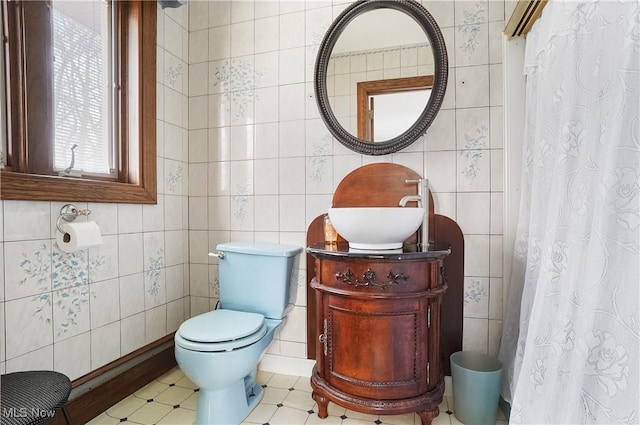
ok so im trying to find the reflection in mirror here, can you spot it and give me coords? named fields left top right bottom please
left=326, top=8, right=434, bottom=142
left=357, top=76, right=432, bottom=142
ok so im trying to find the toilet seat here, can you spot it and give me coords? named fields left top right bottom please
left=176, top=310, right=267, bottom=352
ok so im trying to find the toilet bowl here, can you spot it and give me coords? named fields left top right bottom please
left=174, top=242, right=302, bottom=425
left=175, top=310, right=281, bottom=424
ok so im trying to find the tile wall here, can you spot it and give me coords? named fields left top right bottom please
left=0, top=6, right=190, bottom=379
left=188, top=0, right=506, bottom=364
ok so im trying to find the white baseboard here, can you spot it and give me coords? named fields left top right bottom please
left=258, top=354, right=315, bottom=377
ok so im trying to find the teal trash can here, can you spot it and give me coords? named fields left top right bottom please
left=450, top=351, right=503, bottom=425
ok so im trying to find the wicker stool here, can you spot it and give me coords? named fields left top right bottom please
left=1, top=371, right=72, bottom=425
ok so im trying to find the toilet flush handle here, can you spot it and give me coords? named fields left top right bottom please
left=208, top=251, right=226, bottom=260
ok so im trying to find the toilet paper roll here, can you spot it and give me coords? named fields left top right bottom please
left=56, top=221, right=104, bottom=253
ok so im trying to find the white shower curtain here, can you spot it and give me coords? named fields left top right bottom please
left=499, top=0, right=640, bottom=423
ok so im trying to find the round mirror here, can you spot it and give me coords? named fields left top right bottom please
left=315, top=0, right=448, bottom=155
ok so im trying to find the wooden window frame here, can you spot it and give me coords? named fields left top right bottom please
left=1, top=0, right=156, bottom=204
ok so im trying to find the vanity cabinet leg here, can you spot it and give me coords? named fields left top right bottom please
left=417, top=408, right=439, bottom=425
left=312, top=391, right=329, bottom=418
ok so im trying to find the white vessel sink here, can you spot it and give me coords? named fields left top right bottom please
left=328, top=207, right=425, bottom=250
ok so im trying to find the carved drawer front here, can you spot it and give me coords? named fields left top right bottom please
left=323, top=295, right=429, bottom=400
left=319, top=258, right=443, bottom=293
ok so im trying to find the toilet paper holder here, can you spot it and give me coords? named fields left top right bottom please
left=56, top=204, right=92, bottom=234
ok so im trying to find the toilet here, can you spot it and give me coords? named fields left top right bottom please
left=174, top=241, right=302, bottom=425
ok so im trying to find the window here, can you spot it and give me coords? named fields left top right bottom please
left=1, top=0, right=156, bottom=203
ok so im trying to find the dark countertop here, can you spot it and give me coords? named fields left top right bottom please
left=307, top=241, right=450, bottom=260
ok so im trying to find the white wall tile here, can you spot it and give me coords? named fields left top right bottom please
left=91, top=322, right=121, bottom=369
left=231, top=21, right=255, bottom=57
left=209, top=196, right=231, bottom=231
left=279, top=48, right=305, bottom=85
left=165, top=264, right=184, bottom=302
left=189, top=197, right=208, bottom=231
left=209, top=59, right=230, bottom=94
left=425, top=151, right=457, bottom=193
left=457, top=192, right=490, bottom=234
left=231, top=0, right=254, bottom=23
left=462, top=317, right=488, bottom=352
left=255, top=51, right=279, bottom=88
left=490, top=235, right=503, bottom=278
left=165, top=194, right=183, bottom=231
left=209, top=1, right=231, bottom=27
left=255, top=86, right=280, bottom=124
left=488, top=319, right=502, bottom=356
left=189, top=164, right=208, bottom=197
left=209, top=26, right=231, bottom=61
left=189, top=96, right=208, bottom=130
left=255, top=159, right=280, bottom=195
left=254, top=196, right=280, bottom=232
left=164, top=13, right=183, bottom=59
left=90, top=278, right=120, bottom=329
left=279, top=12, right=305, bottom=50
left=118, top=233, right=144, bottom=277
left=121, top=313, right=145, bottom=355
left=255, top=16, right=279, bottom=54
left=279, top=84, right=305, bottom=121
left=117, top=204, right=143, bottom=234
left=5, top=296, right=53, bottom=359
left=255, top=1, right=279, bottom=20
left=190, top=263, right=208, bottom=298
left=279, top=120, right=306, bottom=158
left=464, top=277, right=489, bottom=318
left=464, top=234, right=490, bottom=276
left=164, top=88, right=185, bottom=128
left=167, top=299, right=185, bottom=334
left=146, top=305, right=167, bottom=343
left=455, top=65, right=490, bottom=108
left=189, top=231, right=209, bottom=264
left=230, top=125, right=255, bottom=161
left=209, top=127, right=231, bottom=162
left=279, top=158, right=306, bottom=194
left=279, top=195, right=306, bottom=232
left=119, top=273, right=145, bottom=318
left=89, top=204, right=118, bottom=236
left=278, top=306, right=306, bottom=343
left=4, top=201, right=50, bottom=241
left=189, top=1, right=208, bottom=31
left=490, top=192, right=503, bottom=234
left=209, top=93, right=232, bottom=127
left=6, top=346, right=53, bottom=373
left=4, top=240, right=52, bottom=300
left=53, top=283, right=90, bottom=341
left=489, top=277, right=503, bottom=320
left=208, top=162, right=230, bottom=196
left=455, top=22, right=489, bottom=67
left=54, top=332, right=91, bottom=380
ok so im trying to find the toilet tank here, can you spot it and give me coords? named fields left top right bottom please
left=216, top=242, right=302, bottom=319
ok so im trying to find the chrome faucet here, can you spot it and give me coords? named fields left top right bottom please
left=399, top=194, right=422, bottom=207
left=400, top=178, right=430, bottom=249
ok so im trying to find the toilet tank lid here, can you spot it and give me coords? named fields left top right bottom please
left=216, top=242, right=302, bottom=257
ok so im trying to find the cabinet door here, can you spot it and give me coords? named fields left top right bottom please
left=323, top=294, right=429, bottom=400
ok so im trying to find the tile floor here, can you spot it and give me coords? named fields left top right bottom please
left=87, top=367, right=508, bottom=425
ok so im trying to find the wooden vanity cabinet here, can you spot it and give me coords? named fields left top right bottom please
left=308, top=244, right=449, bottom=425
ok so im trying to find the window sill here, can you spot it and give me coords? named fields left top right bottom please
left=1, top=170, right=157, bottom=204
